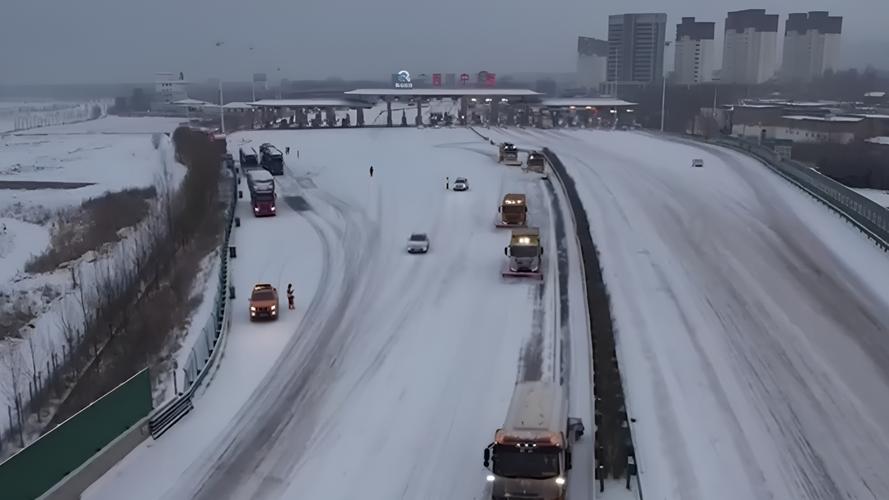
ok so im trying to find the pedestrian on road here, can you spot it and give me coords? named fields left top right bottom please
left=369, top=165, right=374, bottom=177
left=287, top=284, right=295, bottom=310
left=445, top=176, right=449, bottom=190
left=285, top=146, right=290, bottom=154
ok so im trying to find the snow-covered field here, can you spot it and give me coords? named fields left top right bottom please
left=0, top=118, right=188, bottom=439
left=488, top=127, right=889, bottom=500
left=13, top=116, right=185, bottom=136
left=84, top=127, right=601, bottom=500
left=0, top=100, right=109, bottom=134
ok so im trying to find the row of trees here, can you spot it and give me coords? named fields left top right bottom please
left=1, top=129, right=228, bottom=455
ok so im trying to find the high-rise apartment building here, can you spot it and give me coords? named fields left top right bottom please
left=722, top=9, right=779, bottom=84
left=673, top=17, right=716, bottom=84
left=782, top=11, right=843, bottom=83
left=607, top=13, right=667, bottom=84
left=576, top=36, right=609, bottom=90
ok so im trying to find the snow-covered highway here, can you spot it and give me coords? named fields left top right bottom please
left=85, top=128, right=597, bottom=500
left=491, top=127, right=889, bottom=500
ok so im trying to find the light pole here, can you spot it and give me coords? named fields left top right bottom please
left=660, top=41, right=671, bottom=132
left=219, top=79, right=225, bottom=134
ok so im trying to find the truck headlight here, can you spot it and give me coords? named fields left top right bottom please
left=254, top=207, right=259, bottom=212
left=485, top=475, right=495, bottom=483
left=250, top=306, right=256, bottom=312
left=270, top=305, right=276, bottom=311
left=554, top=477, right=565, bottom=486
left=271, top=206, right=276, bottom=211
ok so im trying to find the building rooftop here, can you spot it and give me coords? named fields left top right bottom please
left=782, top=115, right=864, bottom=123
left=345, top=88, right=541, bottom=97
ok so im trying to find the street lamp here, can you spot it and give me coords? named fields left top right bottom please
left=660, top=41, right=671, bottom=133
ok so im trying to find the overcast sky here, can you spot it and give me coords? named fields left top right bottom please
left=1, top=0, right=888, bottom=84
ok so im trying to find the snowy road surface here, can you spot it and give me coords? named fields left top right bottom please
left=86, top=128, right=596, bottom=500
left=490, top=127, right=889, bottom=500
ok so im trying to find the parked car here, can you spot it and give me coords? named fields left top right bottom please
left=249, top=284, right=279, bottom=321
left=692, top=159, right=704, bottom=168
left=453, top=177, right=469, bottom=191
left=406, top=233, right=430, bottom=254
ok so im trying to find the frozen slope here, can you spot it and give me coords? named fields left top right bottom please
left=89, top=128, right=576, bottom=500
left=491, top=128, right=889, bottom=500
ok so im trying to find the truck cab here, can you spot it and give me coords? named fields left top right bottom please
left=497, top=193, right=527, bottom=228
left=483, top=382, right=584, bottom=500
left=526, top=151, right=546, bottom=173
left=503, top=227, right=543, bottom=278
left=498, top=143, right=522, bottom=166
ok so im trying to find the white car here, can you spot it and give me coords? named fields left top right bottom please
left=453, top=177, right=469, bottom=191
left=407, top=233, right=430, bottom=254
left=692, top=158, right=704, bottom=168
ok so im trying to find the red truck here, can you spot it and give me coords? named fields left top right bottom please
left=246, top=169, right=276, bottom=217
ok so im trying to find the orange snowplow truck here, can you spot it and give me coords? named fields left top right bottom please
left=249, top=284, right=279, bottom=321
left=497, top=193, right=527, bottom=228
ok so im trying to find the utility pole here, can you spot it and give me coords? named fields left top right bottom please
left=219, top=80, right=225, bottom=134
left=660, top=41, right=671, bottom=133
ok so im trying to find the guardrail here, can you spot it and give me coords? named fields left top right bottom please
left=705, top=136, right=889, bottom=251
left=542, top=149, right=640, bottom=494
left=148, top=160, right=238, bottom=439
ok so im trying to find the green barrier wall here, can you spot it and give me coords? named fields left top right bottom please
left=0, top=369, right=152, bottom=500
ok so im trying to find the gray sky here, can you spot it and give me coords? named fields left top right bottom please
left=1, top=0, right=887, bottom=84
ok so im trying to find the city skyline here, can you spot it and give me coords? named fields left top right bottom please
left=0, top=1, right=887, bottom=84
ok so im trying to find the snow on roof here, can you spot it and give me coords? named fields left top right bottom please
left=782, top=115, right=865, bottom=123
left=850, top=114, right=889, bottom=120
left=174, top=98, right=214, bottom=106
left=866, top=137, right=889, bottom=145
left=541, top=97, right=637, bottom=107
left=222, top=102, right=255, bottom=110
left=247, top=169, right=275, bottom=181
left=250, top=98, right=371, bottom=108
left=345, top=88, right=541, bottom=97
left=865, top=91, right=886, bottom=98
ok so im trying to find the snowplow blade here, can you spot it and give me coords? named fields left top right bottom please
left=496, top=222, right=527, bottom=228
left=502, top=268, right=543, bottom=280
left=504, top=160, right=522, bottom=167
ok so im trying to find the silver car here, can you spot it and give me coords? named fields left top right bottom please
left=407, top=233, right=430, bottom=253
left=453, top=177, right=469, bottom=191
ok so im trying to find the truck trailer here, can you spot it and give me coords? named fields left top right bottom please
left=239, top=147, right=258, bottom=168
left=503, top=227, right=543, bottom=279
left=246, top=169, right=276, bottom=217
left=498, top=143, right=522, bottom=166
left=483, top=381, right=584, bottom=500
left=496, top=193, right=527, bottom=228
left=259, top=143, right=284, bottom=175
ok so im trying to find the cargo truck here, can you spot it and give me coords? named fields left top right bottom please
left=239, top=146, right=259, bottom=168
left=483, top=381, right=584, bottom=500
left=498, top=143, right=521, bottom=166
left=503, top=227, right=543, bottom=279
left=246, top=169, right=276, bottom=217
left=259, top=143, right=284, bottom=175
left=526, top=151, right=546, bottom=173
left=496, top=193, right=527, bottom=228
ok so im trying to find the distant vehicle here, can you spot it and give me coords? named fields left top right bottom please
left=239, top=147, right=258, bottom=168
left=498, top=143, right=521, bottom=166
left=483, top=381, right=584, bottom=500
left=249, top=284, right=279, bottom=321
left=259, top=143, right=284, bottom=175
left=692, top=158, right=704, bottom=168
left=526, top=151, right=545, bottom=173
left=503, top=227, right=543, bottom=279
left=453, top=177, right=469, bottom=191
left=246, top=169, right=276, bottom=217
left=497, top=193, right=527, bottom=228
left=406, top=233, right=430, bottom=254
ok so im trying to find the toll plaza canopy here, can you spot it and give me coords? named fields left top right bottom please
left=344, top=88, right=542, bottom=98
left=250, top=98, right=372, bottom=109
left=540, top=97, right=637, bottom=109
